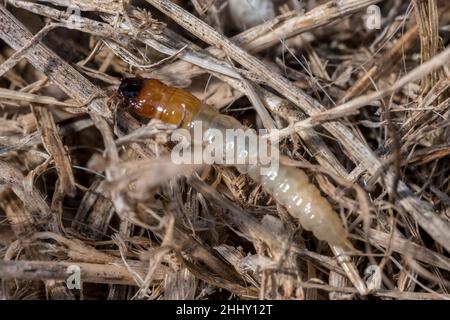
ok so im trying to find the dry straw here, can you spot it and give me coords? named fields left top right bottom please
left=0, top=0, right=449, bottom=300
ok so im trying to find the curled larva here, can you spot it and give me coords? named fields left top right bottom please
left=118, top=77, right=351, bottom=248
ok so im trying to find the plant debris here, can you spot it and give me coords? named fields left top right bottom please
left=0, top=0, right=449, bottom=300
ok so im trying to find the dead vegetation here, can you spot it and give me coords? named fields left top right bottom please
left=0, top=0, right=449, bottom=300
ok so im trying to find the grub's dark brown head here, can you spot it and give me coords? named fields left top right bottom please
left=117, top=77, right=145, bottom=103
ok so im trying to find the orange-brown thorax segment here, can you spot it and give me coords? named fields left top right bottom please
left=131, top=79, right=202, bottom=127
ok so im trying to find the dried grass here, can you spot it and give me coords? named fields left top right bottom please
left=0, top=0, right=449, bottom=300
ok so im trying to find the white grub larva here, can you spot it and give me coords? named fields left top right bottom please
left=118, top=77, right=353, bottom=249
left=193, top=107, right=352, bottom=249
left=250, top=165, right=349, bottom=246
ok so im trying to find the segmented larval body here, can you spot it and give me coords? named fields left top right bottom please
left=189, top=106, right=350, bottom=247
left=118, top=78, right=351, bottom=248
